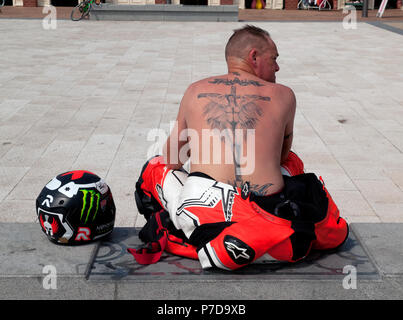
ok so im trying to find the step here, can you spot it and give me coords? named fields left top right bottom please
left=89, top=4, right=239, bottom=22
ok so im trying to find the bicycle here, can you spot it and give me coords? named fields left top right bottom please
left=0, top=0, right=5, bottom=9
left=71, top=0, right=100, bottom=21
left=297, top=0, right=331, bottom=10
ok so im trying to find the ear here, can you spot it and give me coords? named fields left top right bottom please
left=248, top=49, right=258, bottom=68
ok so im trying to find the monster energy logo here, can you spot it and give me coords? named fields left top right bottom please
left=80, top=189, right=100, bottom=223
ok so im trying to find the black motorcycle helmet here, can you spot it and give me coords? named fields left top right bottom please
left=36, top=170, right=116, bottom=245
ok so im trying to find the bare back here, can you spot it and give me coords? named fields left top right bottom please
left=168, top=71, right=295, bottom=196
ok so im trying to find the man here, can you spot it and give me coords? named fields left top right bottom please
left=131, top=25, right=348, bottom=270
left=164, top=25, right=293, bottom=197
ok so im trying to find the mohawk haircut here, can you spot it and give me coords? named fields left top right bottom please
left=225, top=25, right=271, bottom=61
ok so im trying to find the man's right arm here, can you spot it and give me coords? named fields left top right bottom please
left=280, top=87, right=296, bottom=165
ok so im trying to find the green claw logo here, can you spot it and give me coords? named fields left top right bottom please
left=80, top=189, right=100, bottom=223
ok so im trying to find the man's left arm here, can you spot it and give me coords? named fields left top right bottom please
left=163, top=91, right=189, bottom=170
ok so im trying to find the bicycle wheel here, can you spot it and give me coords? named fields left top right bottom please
left=71, top=1, right=90, bottom=21
left=83, top=3, right=92, bottom=19
left=0, top=0, right=5, bottom=8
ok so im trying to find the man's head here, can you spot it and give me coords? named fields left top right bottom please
left=225, top=25, right=279, bottom=83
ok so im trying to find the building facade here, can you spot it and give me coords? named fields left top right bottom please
left=9, top=0, right=403, bottom=10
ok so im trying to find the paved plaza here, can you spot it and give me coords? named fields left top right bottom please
left=0, top=18, right=403, bottom=300
left=1, top=18, right=402, bottom=227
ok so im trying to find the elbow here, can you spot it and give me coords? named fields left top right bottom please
left=281, top=151, right=289, bottom=166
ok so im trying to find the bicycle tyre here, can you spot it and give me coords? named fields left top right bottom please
left=0, top=0, right=5, bottom=8
left=71, top=2, right=89, bottom=21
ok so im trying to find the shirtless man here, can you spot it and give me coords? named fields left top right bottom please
left=132, top=25, right=348, bottom=270
left=164, top=25, right=295, bottom=196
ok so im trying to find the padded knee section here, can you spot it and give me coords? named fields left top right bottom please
left=197, top=233, right=256, bottom=271
left=312, top=187, right=349, bottom=250
left=134, top=155, right=167, bottom=220
left=281, top=151, right=305, bottom=176
left=197, top=215, right=294, bottom=270
left=134, top=188, right=162, bottom=221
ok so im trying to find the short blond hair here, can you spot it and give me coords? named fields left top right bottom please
left=225, top=25, right=271, bottom=61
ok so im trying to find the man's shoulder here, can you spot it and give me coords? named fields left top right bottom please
left=188, top=75, right=224, bottom=89
left=182, top=75, right=225, bottom=100
left=263, top=82, right=296, bottom=105
left=183, top=78, right=209, bottom=95
left=262, top=82, right=294, bottom=95
left=180, top=77, right=216, bottom=112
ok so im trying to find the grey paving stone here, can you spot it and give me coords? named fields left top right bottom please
left=0, top=223, right=115, bottom=299
left=351, top=223, right=403, bottom=276
left=1, top=223, right=403, bottom=299
left=0, top=223, right=96, bottom=276
left=0, top=277, right=116, bottom=300
left=88, top=226, right=378, bottom=281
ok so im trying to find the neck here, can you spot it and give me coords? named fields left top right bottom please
left=227, top=58, right=256, bottom=77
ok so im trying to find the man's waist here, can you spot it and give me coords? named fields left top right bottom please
left=189, top=171, right=215, bottom=180
left=188, top=170, right=284, bottom=197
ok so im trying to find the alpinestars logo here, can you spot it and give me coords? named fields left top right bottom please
left=80, top=189, right=100, bottom=223
left=224, top=235, right=255, bottom=265
left=225, top=242, right=250, bottom=260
